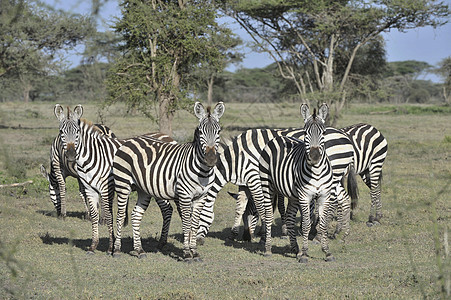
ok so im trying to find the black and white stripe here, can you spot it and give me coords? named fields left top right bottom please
left=196, top=124, right=356, bottom=243
left=54, top=104, right=175, bottom=255
left=341, top=123, right=388, bottom=225
left=40, top=123, right=115, bottom=218
left=112, top=102, right=225, bottom=261
left=258, top=103, right=348, bottom=262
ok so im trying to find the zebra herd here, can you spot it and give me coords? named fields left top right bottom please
left=41, top=102, right=387, bottom=263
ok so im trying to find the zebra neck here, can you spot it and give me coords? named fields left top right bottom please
left=305, top=154, right=329, bottom=174
left=193, top=140, right=215, bottom=175
left=78, top=121, right=120, bottom=160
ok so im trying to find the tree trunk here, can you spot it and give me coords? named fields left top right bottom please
left=207, top=75, right=214, bottom=107
left=158, top=93, right=174, bottom=136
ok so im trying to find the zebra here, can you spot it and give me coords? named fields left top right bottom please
left=54, top=104, right=175, bottom=255
left=112, top=102, right=225, bottom=262
left=258, top=103, right=352, bottom=262
left=40, top=123, right=115, bottom=219
left=196, top=123, right=356, bottom=244
left=341, top=123, right=388, bottom=226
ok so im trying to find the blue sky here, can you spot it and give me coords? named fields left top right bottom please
left=48, top=0, right=450, bottom=82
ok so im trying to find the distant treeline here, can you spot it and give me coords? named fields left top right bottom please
left=0, top=60, right=445, bottom=105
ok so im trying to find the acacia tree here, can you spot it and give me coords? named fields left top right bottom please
left=222, top=0, right=449, bottom=124
left=107, top=0, right=236, bottom=135
left=0, top=0, right=94, bottom=102
left=434, top=57, right=451, bottom=104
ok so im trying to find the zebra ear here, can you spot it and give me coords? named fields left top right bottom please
left=73, top=105, right=83, bottom=120
left=40, top=164, right=49, bottom=181
left=318, top=103, right=329, bottom=121
left=54, top=104, right=65, bottom=121
left=194, top=101, right=206, bottom=120
left=211, top=102, right=225, bottom=120
left=300, top=103, right=310, bottom=122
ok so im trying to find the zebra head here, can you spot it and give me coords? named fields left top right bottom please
left=300, top=103, right=328, bottom=166
left=194, top=101, right=225, bottom=167
left=54, top=104, right=83, bottom=162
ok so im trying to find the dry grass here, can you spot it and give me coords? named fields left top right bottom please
left=0, top=101, right=450, bottom=299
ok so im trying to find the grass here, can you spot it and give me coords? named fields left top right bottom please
left=0, top=101, right=450, bottom=299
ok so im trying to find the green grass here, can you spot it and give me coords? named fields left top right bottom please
left=346, top=103, right=451, bottom=115
left=0, top=102, right=450, bottom=299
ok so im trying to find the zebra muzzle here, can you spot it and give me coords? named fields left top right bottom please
left=66, top=143, right=77, bottom=162
left=309, top=147, right=321, bottom=165
left=205, top=146, right=217, bottom=167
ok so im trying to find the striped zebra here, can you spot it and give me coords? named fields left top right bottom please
left=341, top=123, right=388, bottom=226
left=196, top=124, right=356, bottom=244
left=40, top=123, right=115, bottom=218
left=258, top=103, right=350, bottom=262
left=54, top=104, right=175, bottom=254
left=112, top=102, right=225, bottom=261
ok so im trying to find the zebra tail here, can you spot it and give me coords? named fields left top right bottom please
left=347, top=165, right=359, bottom=210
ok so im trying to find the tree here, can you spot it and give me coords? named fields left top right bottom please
left=0, top=0, right=95, bottom=102
left=221, top=0, right=449, bottom=124
left=106, top=0, right=237, bottom=135
left=433, top=57, right=451, bottom=104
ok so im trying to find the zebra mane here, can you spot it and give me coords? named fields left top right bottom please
left=312, top=108, right=317, bottom=119
left=66, top=106, right=70, bottom=118
left=80, top=118, right=103, bottom=135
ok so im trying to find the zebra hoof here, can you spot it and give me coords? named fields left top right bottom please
left=86, top=250, right=95, bottom=255
left=242, top=230, right=252, bottom=242
left=373, top=220, right=381, bottom=226
left=193, top=255, right=203, bottom=263
left=366, top=221, right=374, bottom=227
left=297, top=255, right=308, bottom=263
left=325, top=254, right=335, bottom=262
left=112, top=251, right=121, bottom=258
left=263, top=251, right=272, bottom=257
left=138, top=253, right=147, bottom=259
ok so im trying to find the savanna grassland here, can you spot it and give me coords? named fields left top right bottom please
left=0, top=101, right=450, bottom=299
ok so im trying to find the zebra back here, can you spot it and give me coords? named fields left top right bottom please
left=113, top=102, right=225, bottom=260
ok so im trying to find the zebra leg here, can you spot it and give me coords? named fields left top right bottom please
left=277, top=194, right=288, bottom=238
left=318, top=193, right=335, bottom=262
left=335, top=186, right=351, bottom=241
left=298, top=200, right=311, bottom=263
left=178, top=198, right=193, bottom=261
left=243, top=191, right=257, bottom=241
left=54, top=164, right=67, bottom=218
left=190, top=197, right=207, bottom=262
left=100, top=184, right=115, bottom=255
left=113, top=181, right=131, bottom=257
left=85, top=192, right=100, bottom=254
left=155, top=198, right=173, bottom=250
left=251, top=184, right=272, bottom=256
left=130, top=191, right=152, bottom=259
left=286, top=199, right=299, bottom=256
left=371, top=181, right=383, bottom=224
left=196, top=194, right=215, bottom=245
left=229, top=188, right=248, bottom=240
left=77, top=180, right=90, bottom=221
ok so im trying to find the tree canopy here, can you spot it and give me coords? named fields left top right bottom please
left=221, top=0, right=450, bottom=124
left=106, top=0, right=239, bottom=135
left=0, top=0, right=95, bottom=101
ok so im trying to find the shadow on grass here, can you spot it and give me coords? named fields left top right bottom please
left=39, top=233, right=185, bottom=261
left=36, top=210, right=90, bottom=221
left=202, top=218, right=296, bottom=258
